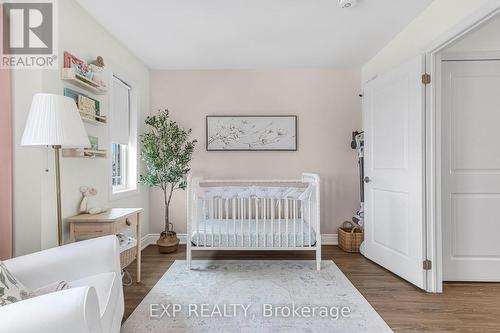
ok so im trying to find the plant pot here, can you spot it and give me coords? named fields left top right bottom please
left=157, top=231, right=179, bottom=253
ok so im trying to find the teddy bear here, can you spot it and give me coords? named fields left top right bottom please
left=79, top=186, right=107, bottom=215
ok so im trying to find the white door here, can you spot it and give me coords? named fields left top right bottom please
left=442, top=60, right=500, bottom=281
left=363, top=56, right=426, bottom=289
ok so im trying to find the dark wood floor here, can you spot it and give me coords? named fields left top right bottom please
left=123, top=245, right=500, bottom=333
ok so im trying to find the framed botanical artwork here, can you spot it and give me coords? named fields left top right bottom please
left=206, top=115, right=297, bottom=151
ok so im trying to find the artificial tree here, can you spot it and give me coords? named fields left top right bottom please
left=140, top=109, right=196, bottom=253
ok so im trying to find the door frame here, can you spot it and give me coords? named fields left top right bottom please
left=424, top=0, right=500, bottom=293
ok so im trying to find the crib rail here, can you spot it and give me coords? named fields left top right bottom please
left=186, top=173, right=321, bottom=270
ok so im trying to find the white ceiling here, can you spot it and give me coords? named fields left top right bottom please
left=76, top=0, right=434, bottom=69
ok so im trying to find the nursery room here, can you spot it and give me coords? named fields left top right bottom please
left=1, top=0, right=500, bottom=332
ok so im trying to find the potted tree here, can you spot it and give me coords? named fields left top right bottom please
left=140, top=109, right=197, bottom=253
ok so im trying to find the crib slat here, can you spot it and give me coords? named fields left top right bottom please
left=240, top=197, right=244, bottom=247
left=216, top=198, right=222, bottom=247
left=232, top=198, right=236, bottom=247
left=226, top=199, right=229, bottom=247
left=278, top=199, right=282, bottom=247
left=271, top=198, right=274, bottom=248
left=196, top=199, right=201, bottom=246
left=255, top=197, right=259, bottom=247
left=206, top=200, right=209, bottom=246
left=248, top=197, right=251, bottom=247
left=286, top=199, right=289, bottom=247
left=301, top=200, right=304, bottom=247
left=308, top=198, right=312, bottom=247
left=263, top=198, right=266, bottom=247
left=293, top=199, right=297, bottom=247
left=210, top=200, right=214, bottom=247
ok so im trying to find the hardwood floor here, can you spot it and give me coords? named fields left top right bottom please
left=123, top=245, right=500, bottom=332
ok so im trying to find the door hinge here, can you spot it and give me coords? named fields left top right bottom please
left=422, top=73, right=431, bottom=85
left=423, top=260, right=432, bottom=270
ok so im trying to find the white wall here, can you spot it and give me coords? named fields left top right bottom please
left=362, top=0, right=492, bottom=81
left=12, top=70, right=44, bottom=255
left=150, top=69, right=362, bottom=235
left=445, top=13, right=500, bottom=53
left=12, top=0, right=150, bottom=256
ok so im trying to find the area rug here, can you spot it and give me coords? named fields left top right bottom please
left=121, top=260, right=392, bottom=333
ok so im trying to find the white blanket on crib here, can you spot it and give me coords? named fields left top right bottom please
left=197, top=186, right=312, bottom=200
left=191, top=218, right=317, bottom=247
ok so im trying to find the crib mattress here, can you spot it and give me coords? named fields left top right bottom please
left=190, top=218, right=317, bottom=248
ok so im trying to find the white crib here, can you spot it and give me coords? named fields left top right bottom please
left=186, top=173, right=321, bottom=270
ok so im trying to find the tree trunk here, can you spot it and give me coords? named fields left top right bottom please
left=163, top=187, right=169, bottom=233
left=163, top=183, right=176, bottom=234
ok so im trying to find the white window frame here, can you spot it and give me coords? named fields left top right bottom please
left=109, top=72, right=140, bottom=201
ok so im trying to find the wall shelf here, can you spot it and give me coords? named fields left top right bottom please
left=61, top=68, right=107, bottom=95
left=80, top=112, right=107, bottom=126
left=82, top=117, right=106, bottom=126
left=62, top=148, right=107, bottom=159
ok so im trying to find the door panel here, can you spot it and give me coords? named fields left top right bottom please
left=372, top=76, right=409, bottom=170
left=442, top=60, right=500, bottom=281
left=451, top=74, right=500, bottom=171
left=373, top=189, right=409, bottom=255
left=451, top=194, right=500, bottom=257
left=363, top=55, right=426, bottom=289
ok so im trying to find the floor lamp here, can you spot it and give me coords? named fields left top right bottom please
left=21, top=94, right=90, bottom=246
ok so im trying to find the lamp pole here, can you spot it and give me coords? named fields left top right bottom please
left=53, top=145, right=63, bottom=245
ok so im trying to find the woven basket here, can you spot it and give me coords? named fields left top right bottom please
left=120, top=247, right=136, bottom=269
left=338, top=221, right=364, bottom=253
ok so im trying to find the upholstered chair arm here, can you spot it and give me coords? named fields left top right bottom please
left=0, top=287, right=102, bottom=333
left=4, top=235, right=121, bottom=290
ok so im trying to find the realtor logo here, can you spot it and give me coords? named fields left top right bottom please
left=1, top=0, right=57, bottom=68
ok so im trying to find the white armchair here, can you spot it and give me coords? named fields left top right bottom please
left=0, top=235, right=124, bottom=333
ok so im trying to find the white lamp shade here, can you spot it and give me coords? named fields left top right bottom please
left=21, top=93, right=90, bottom=148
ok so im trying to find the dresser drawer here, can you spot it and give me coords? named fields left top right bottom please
left=72, top=222, right=114, bottom=238
left=113, top=214, right=137, bottom=233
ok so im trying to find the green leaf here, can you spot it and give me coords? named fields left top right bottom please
left=0, top=287, right=4, bottom=297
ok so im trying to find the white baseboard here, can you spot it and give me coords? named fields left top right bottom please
left=321, top=234, right=338, bottom=245
left=140, top=234, right=160, bottom=250
left=141, top=233, right=338, bottom=250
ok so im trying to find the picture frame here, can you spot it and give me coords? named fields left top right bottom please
left=206, top=115, right=298, bottom=151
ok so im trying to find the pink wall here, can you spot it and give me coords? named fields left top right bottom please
left=0, top=69, right=13, bottom=260
left=150, top=69, right=361, bottom=235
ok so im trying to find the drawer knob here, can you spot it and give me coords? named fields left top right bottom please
left=126, top=218, right=132, bottom=226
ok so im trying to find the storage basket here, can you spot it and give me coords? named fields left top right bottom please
left=120, top=247, right=136, bottom=269
left=338, top=221, right=364, bottom=253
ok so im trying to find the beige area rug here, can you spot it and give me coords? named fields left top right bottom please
left=121, top=260, right=392, bottom=333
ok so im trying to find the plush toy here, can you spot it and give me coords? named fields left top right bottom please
left=79, top=186, right=107, bottom=215
left=89, top=56, right=107, bottom=87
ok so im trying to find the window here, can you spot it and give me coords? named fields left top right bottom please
left=111, top=75, right=136, bottom=196
left=111, top=143, right=127, bottom=189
